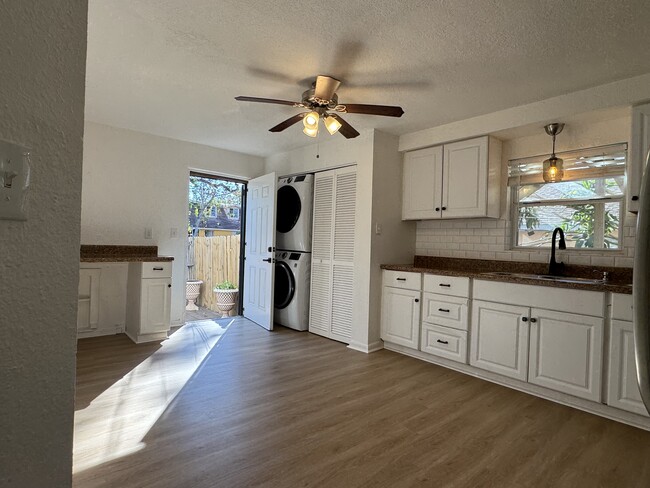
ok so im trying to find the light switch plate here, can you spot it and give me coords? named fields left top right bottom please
left=144, top=227, right=153, bottom=239
left=0, top=139, right=31, bottom=221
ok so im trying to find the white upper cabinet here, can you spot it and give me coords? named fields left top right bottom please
left=402, top=145, right=443, bottom=220
left=402, top=136, right=501, bottom=220
left=629, top=102, right=650, bottom=213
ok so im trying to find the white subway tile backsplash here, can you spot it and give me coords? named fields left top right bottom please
left=414, top=215, right=635, bottom=268
left=615, top=257, right=634, bottom=267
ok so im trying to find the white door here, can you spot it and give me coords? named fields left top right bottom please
left=469, top=300, right=530, bottom=381
left=402, top=146, right=443, bottom=220
left=381, top=287, right=421, bottom=349
left=607, top=319, right=649, bottom=416
left=243, top=172, right=277, bottom=330
left=141, top=278, right=171, bottom=334
left=528, top=308, right=603, bottom=401
left=442, top=136, right=488, bottom=219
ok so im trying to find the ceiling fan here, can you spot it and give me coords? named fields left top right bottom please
left=235, top=75, right=404, bottom=139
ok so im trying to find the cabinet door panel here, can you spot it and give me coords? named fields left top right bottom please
left=607, top=320, right=649, bottom=416
left=402, top=146, right=443, bottom=220
left=528, top=308, right=603, bottom=401
left=381, top=287, right=420, bottom=349
left=470, top=300, right=530, bottom=381
left=78, top=268, right=101, bottom=331
left=141, top=278, right=171, bottom=334
left=442, top=137, right=488, bottom=218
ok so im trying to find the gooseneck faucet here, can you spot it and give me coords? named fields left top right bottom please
left=549, top=227, right=567, bottom=275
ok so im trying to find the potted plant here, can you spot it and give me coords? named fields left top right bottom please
left=213, top=280, right=239, bottom=318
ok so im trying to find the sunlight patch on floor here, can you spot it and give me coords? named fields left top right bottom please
left=73, top=319, right=232, bottom=474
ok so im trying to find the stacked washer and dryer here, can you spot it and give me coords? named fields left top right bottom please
left=274, top=174, right=313, bottom=331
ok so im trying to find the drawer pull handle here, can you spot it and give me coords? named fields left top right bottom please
left=396, top=278, right=407, bottom=281
left=153, top=267, right=164, bottom=271
left=437, top=339, right=449, bottom=345
left=439, top=283, right=451, bottom=287
left=438, top=308, right=450, bottom=313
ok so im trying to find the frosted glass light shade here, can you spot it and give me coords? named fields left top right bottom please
left=303, top=126, right=318, bottom=137
left=303, top=111, right=319, bottom=130
left=324, top=115, right=342, bottom=135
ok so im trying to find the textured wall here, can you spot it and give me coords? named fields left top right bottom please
left=415, top=115, right=636, bottom=267
left=81, top=122, right=265, bottom=325
left=0, top=1, right=88, bottom=486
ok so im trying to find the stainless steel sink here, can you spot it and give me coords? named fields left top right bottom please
left=480, top=271, right=605, bottom=285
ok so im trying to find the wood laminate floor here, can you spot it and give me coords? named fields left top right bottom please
left=74, top=318, right=650, bottom=488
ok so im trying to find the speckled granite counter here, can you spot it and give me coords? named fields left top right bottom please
left=80, top=245, right=174, bottom=262
left=381, top=256, right=633, bottom=294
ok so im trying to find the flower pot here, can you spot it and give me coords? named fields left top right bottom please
left=185, top=280, right=203, bottom=311
left=214, top=289, right=239, bottom=318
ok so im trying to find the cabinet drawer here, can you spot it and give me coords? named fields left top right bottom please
left=422, top=293, right=468, bottom=331
left=383, top=270, right=421, bottom=291
left=141, top=262, right=173, bottom=279
left=421, top=324, right=467, bottom=364
left=611, top=293, right=633, bottom=322
left=423, top=274, right=469, bottom=297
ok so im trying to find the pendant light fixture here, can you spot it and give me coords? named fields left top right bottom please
left=542, top=123, right=565, bottom=183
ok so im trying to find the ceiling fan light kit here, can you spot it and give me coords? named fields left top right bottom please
left=235, top=75, right=404, bottom=139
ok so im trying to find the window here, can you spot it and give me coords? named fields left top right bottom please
left=509, top=144, right=626, bottom=250
left=210, top=207, right=217, bottom=217
left=228, top=207, right=240, bottom=220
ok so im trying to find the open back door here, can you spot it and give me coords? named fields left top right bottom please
left=243, top=172, right=277, bottom=330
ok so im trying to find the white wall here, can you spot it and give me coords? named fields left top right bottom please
left=81, top=122, right=265, bottom=324
left=415, top=115, right=637, bottom=267
left=369, top=132, right=416, bottom=347
left=0, top=2, right=88, bottom=486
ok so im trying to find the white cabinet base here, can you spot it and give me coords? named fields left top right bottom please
left=125, top=330, right=169, bottom=345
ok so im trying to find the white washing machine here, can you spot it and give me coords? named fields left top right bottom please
left=274, top=251, right=311, bottom=331
left=276, top=174, right=313, bottom=252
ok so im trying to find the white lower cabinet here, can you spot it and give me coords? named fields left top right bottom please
left=528, top=308, right=603, bottom=402
left=381, top=286, right=421, bottom=349
left=421, top=323, right=467, bottom=362
left=126, top=262, right=172, bottom=343
left=470, top=300, right=530, bottom=381
left=608, top=319, right=649, bottom=416
left=78, top=268, right=101, bottom=331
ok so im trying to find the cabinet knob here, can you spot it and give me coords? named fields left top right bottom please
left=521, top=317, right=528, bottom=322
left=632, top=196, right=639, bottom=201
left=530, top=318, right=537, bottom=323
left=441, top=206, right=447, bottom=211
left=168, top=284, right=172, bottom=288
left=414, top=298, right=419, bottom=303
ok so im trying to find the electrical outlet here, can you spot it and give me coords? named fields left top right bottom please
left=170, top=227, right=178, bottom=238
left=375, top=223, right=383, bottom=235
left=0, top=140, right=31, bottom=221
left=144, top=227, right=153, bottom=239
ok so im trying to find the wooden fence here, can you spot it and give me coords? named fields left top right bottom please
left=188, top=235, right=241, bottom=311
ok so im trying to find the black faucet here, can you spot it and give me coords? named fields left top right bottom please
left=549, top=227, right=567, bottom=275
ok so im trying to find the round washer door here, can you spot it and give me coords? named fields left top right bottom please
left=274, top=261, right=295, bottom=309
left=276, top=185, right=302, bottom=234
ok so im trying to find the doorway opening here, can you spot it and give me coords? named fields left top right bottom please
left=186, top=172, right=247, bottom=321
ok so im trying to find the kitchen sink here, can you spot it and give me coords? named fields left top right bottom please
left=480, top=271, right=606, bottom=285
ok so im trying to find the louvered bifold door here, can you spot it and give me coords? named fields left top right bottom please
left=330, top=168, right=356, bottom=342
left=309, top=171, right=335, bottom=337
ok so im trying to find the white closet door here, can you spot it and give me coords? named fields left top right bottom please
left=330, top=169, right=356, bottom=342
left=309, top=172, right=335, bottom=337
left=309, top=166, right=357, bottom=343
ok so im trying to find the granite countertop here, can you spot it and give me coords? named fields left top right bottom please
left=381, top=256, right=633, bottom=294
left=80, top=245, right=174, bottom=263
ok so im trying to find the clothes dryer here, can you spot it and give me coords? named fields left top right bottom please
left=276, top=174, right=313, bottom=252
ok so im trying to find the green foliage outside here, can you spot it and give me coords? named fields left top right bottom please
left=214, top=280, right=237, bottom=290
left=188, top=176, right=242, bottom=236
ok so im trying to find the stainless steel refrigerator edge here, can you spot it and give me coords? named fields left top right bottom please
left=634, top=147, right=650, bottom=414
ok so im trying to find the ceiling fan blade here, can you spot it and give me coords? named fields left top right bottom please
left=269, top=114, right=305, bottom=133
left=337, top=103, right=404, bottom=117
left=235, top=96, right=299, bottom=106
left=332, top=114, right=360, bottom=139
left=314, top=75, right=341, bottom=101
